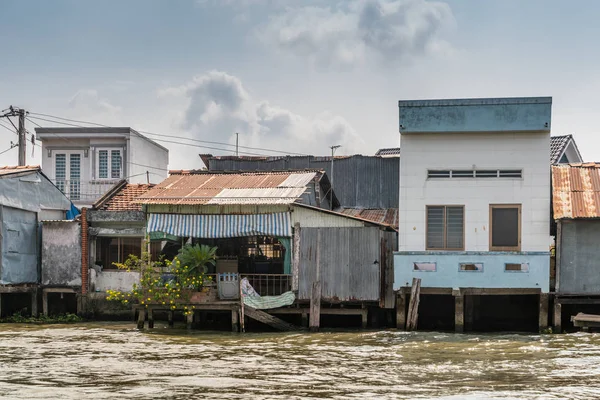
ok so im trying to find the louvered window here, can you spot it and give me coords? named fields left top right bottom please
left=426, top=206, right=464, bottom=250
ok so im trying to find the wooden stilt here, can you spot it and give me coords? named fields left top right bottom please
left=168, top=310, right=174, bottom=327
left=309, top=281, right=321, bottom=332
left=231, top=308, right=239, bottom=332
left=301, top=312, right=308, bottom=328
left=31, top=290, right=38, bottom=317
left=406, top=278, right=421, bottom=331
left=42, top=290, right=49, bottom=317
left=137, top=308, right=146, bottom=330
left=148, top=308, right=154, bottom=329
left=186, top=311, right=194, bottom=330
left=396, top=290, right=406, bottom=330
left=539, top=293, right=549, bottom=332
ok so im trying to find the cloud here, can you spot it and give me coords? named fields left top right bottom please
left=68, top=89, right=121, bottom=114
left=257, top=0, right=454, bottom=67
left=161, top=70, right=363, bottom=155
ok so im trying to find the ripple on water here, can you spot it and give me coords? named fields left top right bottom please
left=0, top=324, right=600, bottom=399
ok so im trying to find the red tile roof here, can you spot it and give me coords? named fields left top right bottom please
left=0, top=165, right=40, bottom=176
left=95, top=182, right=155, bottom=211
left=552, top=163, right=600, bottom=219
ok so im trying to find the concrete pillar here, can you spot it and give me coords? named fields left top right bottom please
left=539, top=293, right=549, bottom=332
left=396, top=291, right=406, bottom=330
left=454, top=293, right=464, bottom=333
left=361, top=309, right=368, bottom=329
left=553, top=301, right=562, bottom=333
left=465, top=295, right=475, bottom=331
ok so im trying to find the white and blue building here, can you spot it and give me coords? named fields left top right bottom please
left=394, top=97, right=552, bottom=332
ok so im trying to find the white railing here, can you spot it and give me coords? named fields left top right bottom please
left=53, top=179, right=120, bottom=203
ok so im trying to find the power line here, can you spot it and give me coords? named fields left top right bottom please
left=0, top=120, right=18, bottom=136
left=0, top=144, right=18, bottom=156
left=26, top=115, right=283, bottom=157
left=27, top=112, right=309, bottom=156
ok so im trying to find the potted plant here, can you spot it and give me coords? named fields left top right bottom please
left=174, top=244, right=218, bottom=302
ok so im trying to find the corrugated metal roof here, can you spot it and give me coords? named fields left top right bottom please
left=375, top=148, right=401, bottom=157
left=552, top=163, right=600, bottom=219
left=136, top=171, right=319, bottom=205
left=0, top=165, right=40, bottom=176
left=336, top=207, right=399, bottom=229
left=206, top=155, right=399, bottom=209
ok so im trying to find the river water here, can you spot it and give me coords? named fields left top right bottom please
left=1, top=323, right=599, bottom=399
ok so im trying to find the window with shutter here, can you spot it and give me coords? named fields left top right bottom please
left=426, top=205, right=464, bottom=250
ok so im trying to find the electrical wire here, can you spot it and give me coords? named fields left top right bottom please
left=0, top=120, right=18, bottom=136
left=0, top=144, right=17, bottom=156
left=27, top=112, right=309, bottom=156
left=27, top=115, right=281, bottom=157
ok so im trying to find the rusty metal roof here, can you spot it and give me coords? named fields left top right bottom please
left=552, top=163, right=600, bottom=219
left=135, top=171, right=321, bottom=205
left=336, top=207, right=399, bottom=229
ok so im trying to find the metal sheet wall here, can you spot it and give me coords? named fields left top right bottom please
left=209, top=156, right=399, bottom=209
left=1, top=206, right=38, bottom=284
left=298, top=227, right=381, bottom=302
left=557, top=219, right=600, bottom=294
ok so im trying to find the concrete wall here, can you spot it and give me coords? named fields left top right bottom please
left=394, top=251, right=550, bottom=292
left=557, top=220, right=600, bottom=294
left=92, top=270, right=140, bottom=292
left=398, top=132, right=551, bottom=252
left=41, top=221, right=81, bottom=286
left=128, top=133, right=168, bottom=184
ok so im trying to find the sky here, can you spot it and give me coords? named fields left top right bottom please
left=1, top=0, right=600, bottom=169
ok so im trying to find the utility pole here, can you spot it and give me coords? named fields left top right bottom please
left=18, top=109, right=26, bottom=166
left=235, top=132, right=239, bottom=157
left=0, top=106, right=27, bottom=166
left=329, top=145, right=341, bottom=210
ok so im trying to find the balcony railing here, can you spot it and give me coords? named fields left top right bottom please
left=205, top=273, right=292, bottom=297
left=53, top=179, right=120, bottom=203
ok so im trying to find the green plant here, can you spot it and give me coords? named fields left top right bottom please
left=0, top=312, right=83, bottom=324
left=176, top=244, right=218, bottom=275
left=106, top=241, right=216, bottom=316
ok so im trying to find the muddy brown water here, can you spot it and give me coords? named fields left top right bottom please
left=1, top=323, right=599, bottom=399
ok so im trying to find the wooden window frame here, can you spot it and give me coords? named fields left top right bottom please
left=425, top=205, right=465, bottom=251
left=489, top=204, right=522, bottom=251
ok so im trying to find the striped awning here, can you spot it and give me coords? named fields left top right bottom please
left=147, top=212, right=292, bottom=238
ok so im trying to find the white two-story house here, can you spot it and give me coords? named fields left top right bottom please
left=35, top=127, right=169, bottom=207
left=394, top=97, right=552, bottom=332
